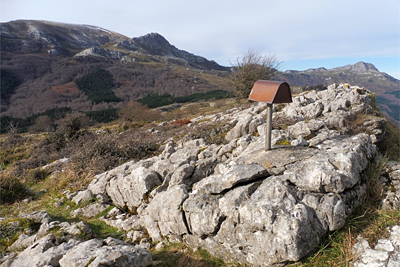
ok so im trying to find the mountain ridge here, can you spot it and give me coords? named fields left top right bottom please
left=0, top=19, right=399, bottom=125
left=285, top=61, right=381, bottom=74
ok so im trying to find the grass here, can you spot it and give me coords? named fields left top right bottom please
left=152, top=243, right=246, bottom=267
left=0, top=218, right=41, bottom=252
left=86, top=220, right=127, bottom=240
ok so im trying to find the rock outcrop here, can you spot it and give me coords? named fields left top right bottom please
left=0, top=211, right=152, bottom=267
left=85, top=83, right=384, bottom=266
left=352, top=225, right=400, bottom=267
left=74, top=46, right=127, bottom=59
left=2, top=83, right=393, bottom=266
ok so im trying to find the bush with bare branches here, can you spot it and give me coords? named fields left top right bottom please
left=229, top=48, right=280, bottom=100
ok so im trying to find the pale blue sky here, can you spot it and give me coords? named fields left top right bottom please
left=1, top=0, right=399, bottom=79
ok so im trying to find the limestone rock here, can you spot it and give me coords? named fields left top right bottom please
left=59, top=238, right=152, bottom=267
left=168, top=164, right=195, bottom=188
left=183, top=192, right=223, bottom=237
left=74, top=46, right=127, bottom=59
left=42, top=82, right=386, bottom=267
left=106, top=167, right=161, bottom=211
left=192, top=164, right=269, bottom=194
left=352, top=225, right=400, bottom=267
left=225, top=115, right=253, bottom=141
left=2, top=234, right=81, bottom=267
left=19, top=211, right=51, bottom=223
left=141, top=185, right=189, bottom=241
left=70, top=203, right=110, bottom=218
left=291, top=136, right=308, bottom=147
left=72, top=190, right=93, bottom=205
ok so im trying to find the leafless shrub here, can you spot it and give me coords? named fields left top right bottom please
left=29, top=115, right=53, bottom=133
left=70, top=130, right=161, bottom=174
left=0, top=170, right=32, bottom=203
left=228, top=48, right=280, bottom=101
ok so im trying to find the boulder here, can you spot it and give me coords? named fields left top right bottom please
left=2, top=234, right=81, bottom=267
left=71, top=190, right=93, bottom=205
left=225, top=115, right=253, bottom=141
left=141, top=185, right=189, bottom=241
left=19, top=211, right=51, bottom=223
left=106, top=167, right=162, bottom=211
left=59, top=238, right=152, bottom=267
left=70, top=203, right=110, bottom=218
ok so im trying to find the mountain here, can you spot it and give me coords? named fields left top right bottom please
left=1, top=20, right=398, bottom=126
left=1, top=20, right=128, bottom=56
left=278, top=62, right=400, bottom=125
left=0, top=20, right=230, bottom=119
left=280, top=61, right=398, bottom=94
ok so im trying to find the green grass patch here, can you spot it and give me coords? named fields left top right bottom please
left=0, top=218, right=41, bottom=252
left=86, top=220, right=126, bottom=240
left=152, top=243, right=244, bottom=267
left=275, top=140, right=291, bottom=145
left=94, top=205, right=114, bottom=219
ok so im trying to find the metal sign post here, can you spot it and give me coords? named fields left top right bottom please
left=248, top=80, right=292, bottom=151
left=265, top=103, right=273, bottom=150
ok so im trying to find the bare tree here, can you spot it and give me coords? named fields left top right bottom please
left=228, top=48, right=281, bottom=100
left=29, top=115, right=53, bottom=133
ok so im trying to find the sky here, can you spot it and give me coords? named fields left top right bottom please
left=1, top=0, right=399, bottom=79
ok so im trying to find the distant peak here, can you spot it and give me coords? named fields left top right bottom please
left=134, top=32, right=170, bottom=45
left=331, top=61, right=379, bottom=73
left=353, top=61, right=379, bottom=72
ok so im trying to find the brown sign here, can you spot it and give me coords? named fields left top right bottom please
left=248, top=80, right=292, bottom=150
left=248, top=80, right=292, bottom=104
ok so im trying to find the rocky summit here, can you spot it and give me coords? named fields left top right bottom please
left=1, top=83, right=399, bottom=267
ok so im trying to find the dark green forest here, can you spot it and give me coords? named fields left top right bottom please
left=138, top=90, right=234, bottom=108
left=74, top=68, right=120, bottom=104
left=0, top=69, right=21, bottom=98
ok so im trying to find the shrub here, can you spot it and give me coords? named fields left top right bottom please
left=29, top=115, right=53, bottom=133
left=0, top=174, right=31, bottom=203
left=70, top=130, right=161, bottom=174
left=228, top=48, right=280, bottom=101
left=46, top=112, right=91, bottom=150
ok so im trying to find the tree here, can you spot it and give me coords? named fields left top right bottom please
left=228, top=49, right=281, bottom=100
left=29, top=115, right=53, bottom=133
